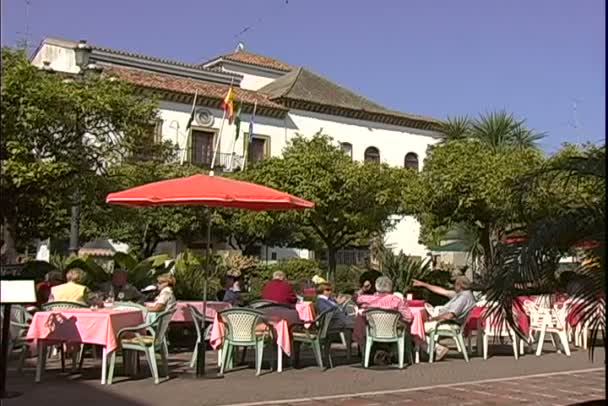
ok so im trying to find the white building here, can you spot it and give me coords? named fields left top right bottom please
left=31, top=37, right=444, bottom=262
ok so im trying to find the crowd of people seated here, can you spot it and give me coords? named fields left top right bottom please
left=36, top=268, right=176, bottom=313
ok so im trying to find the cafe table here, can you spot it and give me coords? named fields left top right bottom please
left=26, top=308, right=144, bottom=384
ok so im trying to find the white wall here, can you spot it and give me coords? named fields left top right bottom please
left=31, top=43, right=81, bottom=74
left=32, top=41, right=441, bottom=258
left=219, top=62, right=282, bottom=91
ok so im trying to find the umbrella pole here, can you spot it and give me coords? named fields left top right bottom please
left=197, top=212, right=211, bottom=377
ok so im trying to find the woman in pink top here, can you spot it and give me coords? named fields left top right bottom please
left=355, top=276, right=413, bottom=323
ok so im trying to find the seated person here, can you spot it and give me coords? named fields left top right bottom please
left=352, top=270, right=381, bottom=303
left=412, top=276, right=476, bottom=361
left=49, top=268, right=90, bottom=304
left=316, top=282, right=354, bottom=329
left=36, top=271, right=64, bottom=306
left=222, top=276, right=242, bottom=306
left=97, top=269, right=143, bottom=303
left=355, top=276, right=413, bottom=323
left=146, top=273, right=177, bottom=312
left=260, top=271, right=297, bottom=306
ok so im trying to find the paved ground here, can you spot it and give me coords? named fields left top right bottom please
left=3, top=342, right=605, bottom=406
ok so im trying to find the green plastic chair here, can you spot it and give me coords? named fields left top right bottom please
left=41, top=301, right=88, bottom=310
left=3, top=305, right=32, bottom=373
left=363, top=308, right=409, bottom=369
left=40, top=301, right=89, bottom=372
left=187, top=305, right=215, bottom=368
left=427, top=307, right=474, bottom=363
left=218, top=308, right=273, bottom=376
left=292, top=307, right=338, bottom=369
left=107, top=309, right=174, bottom=384
left=112, top=301, right=149, bottom=314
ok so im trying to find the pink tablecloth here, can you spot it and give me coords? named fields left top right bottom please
left=295, top=302, right=315, bottom=323
left=26, top=308, right=144, bottom=353
left=352, top=306, right=428, bottom=344
left=167, top=301, right=231, bottom=322
left=464, top=300, right=531, bottom=337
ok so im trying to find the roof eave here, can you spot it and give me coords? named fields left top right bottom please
left=278, top=98, right=442, bottom=131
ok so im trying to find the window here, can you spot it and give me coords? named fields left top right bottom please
left=364, top=146, right=380, bottom=163
left=247, top=135, right=270, bottom=163
left=191, top=129, right=215, bottom=166
left=341, top=142, right=353, bottom=159
left=271, top=252, right=277, bottom=261
left=404, top=152, right=419, bottom=171
left=152, top=119, right=163, bottom=143
left=131, top=119, right=163, bottom=160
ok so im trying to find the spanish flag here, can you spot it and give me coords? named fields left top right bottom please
left=222, top=86, right=236, bottom=124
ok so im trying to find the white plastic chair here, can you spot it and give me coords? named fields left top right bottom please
left=525, top=301, right=570, bottom=357
left=480, top=305, right=522, bottom=360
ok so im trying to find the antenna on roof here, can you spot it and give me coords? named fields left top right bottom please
left=235, top=41, right=245, bottom=52
left=568, top=97, right=584, bottom=135
left=15, top=0, right=33, bottom=51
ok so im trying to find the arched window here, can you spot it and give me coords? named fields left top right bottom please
left=404, top=152, right=419, bottom=171
left=364, top=146, right=380, bottom=163
left=340, top=142, right=353, bottom=159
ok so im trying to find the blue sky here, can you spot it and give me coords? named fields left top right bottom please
left=2, top=0, right=604, bottom=152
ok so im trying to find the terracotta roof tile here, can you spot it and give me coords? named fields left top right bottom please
left=208, top=50, right=293, bottom=72
left=103, top=65, right=287, bottom=112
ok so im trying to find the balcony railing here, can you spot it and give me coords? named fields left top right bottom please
left=176, top=149, right=244, bottom=172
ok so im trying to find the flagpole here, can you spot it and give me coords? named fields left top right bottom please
left=210, top=110, right=226, bottom=172
left=227, top=134, right=237, bottom=171
left=183, top=90, right=199, bottom=165
left=210, top=79, right=234, bottom=174
left=243, top=101, right=257, bottom=171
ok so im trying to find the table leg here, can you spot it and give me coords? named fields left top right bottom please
left=277, top=343, right=283, bottom=373
left=35, top=341, right=47, bottom=383
left=101, top=347, right=108, bottom=385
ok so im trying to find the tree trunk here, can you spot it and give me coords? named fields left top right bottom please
left=479, top=225, right=493, bottom=273
left=2, top=217, right=18, bottom=264
left=326, top=245, right=337, bottom=282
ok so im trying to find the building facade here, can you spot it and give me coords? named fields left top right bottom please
left=31, top=37, right=444, bottom=261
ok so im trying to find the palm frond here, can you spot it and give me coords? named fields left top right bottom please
left=439, top=116, right=472, bottom=142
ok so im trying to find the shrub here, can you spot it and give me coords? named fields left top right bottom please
left=381, top=250, right=432, bottom=293
left=172, top=251, right=225, bottom=300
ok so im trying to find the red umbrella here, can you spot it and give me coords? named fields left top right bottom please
left=105, top=172, right=314, bottom=377
left=106, top=173, right=314, bottom=210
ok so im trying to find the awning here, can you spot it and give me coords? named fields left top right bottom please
left=430, top=241, right=471, bottom=252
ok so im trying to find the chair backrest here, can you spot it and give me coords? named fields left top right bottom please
left=340, top=299, right=358, bottom=316
left=364, top=308, right=402, bottom=339
left=524, top=300, right=553, bottom=330
left=113, top=301, right=148, bottom=314
left=10, top=305, right=32, bottom=324
left=42, top=301, right=88, bottom=310
left=315, top=307, right=338, bottom=340
left=219, top=308, right=265, bottom=343
left=187, top=304, right=207, bottom=339
left=2, top=305, right=32, bottom=342
left=481, top=303, right=511, bottom=335
left=248, top=299, right=288, bottom=309
left=150, top=309, right=175, bottom=346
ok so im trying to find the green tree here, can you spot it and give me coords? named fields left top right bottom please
left=414, top=138, right=544, bottom=271
left=1, top=48, right=159, bottom=261
left=440, top=111, right=544, bottom=151
left=242, top=133, right=412, bottom=280
left=483, top=143, right=605, bottom=356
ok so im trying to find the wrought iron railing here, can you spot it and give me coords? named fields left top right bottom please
left=176, top=150, right=245, bottom=172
